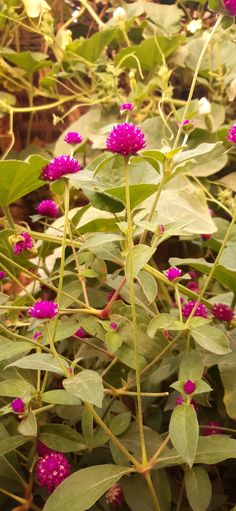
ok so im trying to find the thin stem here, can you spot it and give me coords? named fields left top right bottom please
left=124, top=156, right=147, bottom=466
left=145, top=473, right=161, bottom=511
left=2, top=206, right=15, bottom=229
left=173, top=14, right=223, bottom=150
left=79, top=0, right=105, bottom=27
left=149, top=434, right=170, bottom=467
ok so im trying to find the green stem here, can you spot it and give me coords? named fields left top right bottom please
left=124, top=156, right=147, bottom=466
left=173, top=14, right=223, bottom=150
left=2, top=206, right=15, bottom=229
left=79, top=0, right=104, bottom=27
left=145, top=473, right=161, bottom=511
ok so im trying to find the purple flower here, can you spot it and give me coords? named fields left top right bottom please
left=36, top=452, right=71, bottom=493
left=212, top=303, right=234, bottom=322
left=29, top=301, right=58, bottom=319
left=36, top=200, right=60, bottom=218
left=175, top=395, right=197, bottom=409
left=110, top=322, right=118, bottom=330
left=0, top=271, right=6, bottom=279
left=34, top=331, right=43, bottom=340
left=165, top=267, right=182, bottom=281
left=201, top=234, right=211, bottom=240
left=13, top=232, right=33, bottom=255
left=107, top=291, right=122, bottom=302
left=177, top=119, right=194, bottom=127
left=183, top=380, right=196, bottom=395
left=37, top=441, right=55, bottom=457
left=160, top=225, right=165, bottom=234
left=11, top=398, right=25, bottom=413
left=189, top=271, right=197, bottom=280
left=64, top=132, right=83, bottom=145
left=75, top=327, right=87, bottom=338
left=120, top=102, right=134, bottom=112
left=182, top=300, right=208, bottom=318
left=227, top=123, right=236, bottom=144
left=105, top=484, right=124, bottom=507
left=41, top=156, right=81, bottom=182
left=187, top=281, right=199, bottom=292
left=203, top=421, right=222, bottom=436
left=106, top=122, right=146, bottom=156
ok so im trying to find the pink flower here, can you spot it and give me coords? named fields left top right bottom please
left=177, top=119, right=194, bottom=127
left=107, top=291, right=122, bottom=302
left=203, top=421, right=222, bottom=436
left=64, top=132, right=83, bottom=145
left=37, top=441, right=56, bottom=457
left=201, top=234, right=211, bottom=240
left=175, top=396, right=197, bottom=409
left=120, top=102, right=134, bottom=111
left=187, top=281, right=199, bottom=292
left=188, top=271, right=197, bottom=280
left=36, top=452, right=71, bottom=493
left=110, top=322, right=118, bottom=330
left=0, top=271, right=6, bottom=279
left=75, top=327, right=87, bottom=338
left=106, top=122, right=146, bottom=156
left=29, top=301, right=58, bottom=319
left=36, top=200, right=60, bottom=218
left=13, top=232, right=33, bottom=255
left=165, top=267, right=182, bottom=281
left=105, top=484, right=124, bottom=507
left=212, top=303, right=234, bottom=322
left=33, top=331, right=43, bottom=340
left=183, top=380, right=196, bottom=395
left=223, top=0, right=236, bottom=15
left=11, top=398, right=25, bottom=413
left=227, top=123, right=236, bottom=143
left=41, top=156, right=81, bottom=182
left=182, top=300, right=208, bottom=318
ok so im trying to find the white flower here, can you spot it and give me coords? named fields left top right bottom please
left=22, top=0, right=50, bottom=18
left=113, top=7, right=126, bottom=21
left=198, top=97, right=211, bottom=115
left=187, top=19, right=203, bottom=34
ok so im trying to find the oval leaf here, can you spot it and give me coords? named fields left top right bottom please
left=185, top=466, right=212, bottom=511
left=169, top=403, right=199, bottom=468
left=191, top=325, right=231, bottom=354
left=63, top=369, right=104, bottom=408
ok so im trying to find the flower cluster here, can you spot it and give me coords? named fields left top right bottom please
left=41, top=156, right=81, bottom=181
left=106, top=122, right=146, bottom=155
left=120, top=102, right=134, bottom=112
left=0, top=271, right=6, bottom=279
left=182, top=300, right=208, bottom=318
left=13, top=232, right=33, bottom=255
left=11, top=398, right=25, bottom=413
left=203, top=421, right=222, bottom=436
left=227, top=124, right=236, bottom=144
left=105, top=484, right=124, bottom=507
left=212, top=303, right=234, bottom=322
left=36, top=452, right=71, bottom=493
left=36, top=200, right=60, bottom=218
left=165, top=266, right=182, bottom=281
left=223, top=0, right=236, bottom=15
left=29, top=301, right=58, bottom=319
left=64, top=131, right=83, bottom=145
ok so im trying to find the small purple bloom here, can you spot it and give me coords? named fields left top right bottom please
left=75, top=327, right=87, bottom=338
left=34, top=331, right=43, bottom=340
left=201, top=234, right=212, bottom=240
left=183, top=380, right=196, bottom=395
left=182, top=300, right=208, bottom=318
left=29, top=301, right=58, bottom=319
left=105, top=484, right=124, bottom=507
left=36, top=200, right=60, bottom=218
left=212, top=303, right=234, bottom=322
left=165, top=267, right=182, bottom=281
left=177, top=119, right=194, bottom=127
left=187, top=281, right=199, bottom=292
left=0, top=271, right=6, bottom=279
left=203, top=421, right=222, bottom=436
left=41, top=156, right=81, bottom=182
left=227, top=123, right=236, bottom=144
left=175, top=395, right=197, bottom=409
left=160, top=225, right=165, bottom=234
left=106, top=122, right=146, bottom=156
left=64, top=131, right=83, bottom=145
left=110, top=322, right=118, bottom=330
left=120, top=102, right=134, bottom=112
left=11, top=398, right=25, bottom=413
left=13, top=232, right=33, bottom=255
left=37, top=441, right=55, bottom=457
left=36, top=452, right=71, bottom=493
left=107, top=291, right=122, bottom=302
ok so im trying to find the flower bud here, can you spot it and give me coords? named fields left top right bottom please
left=198, top=97, right=211, bottom=115
left=113, top=7, right=126, bottom=22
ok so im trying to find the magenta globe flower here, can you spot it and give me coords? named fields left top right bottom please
left=120, top=102, right=134, bottom=111
left=37, top=441, right=55, bottom=457
left=36, top=200, right=60, bottom=218
left=227, top=124, right=236, bottom=144
left=29, top=301, right=58, bottom=319
left=203, top=421, right=222, bottom=436
left=182, top=300, right=208, bottom=318
left=13, top=232, right=33, bottom=255
left=175, top=395, right=197, bottom=409
left=105, top=484, right=124, bottom=507
left=64, top=132, right=83, bottom=145
left=165, top=267, right=182, bottom=281
left=106, top=122, right=146, bottom=156
left=110, top=322, right=118, bottom=330
left=75, top=327, right=87, bottom=338
left=187, top=281, right=199, bottom=292
left=223, top=0, right=236, bottom=15
left=11, top=398, right=25, bottom=413
left=183, top=379, right=196, bottom=395
left=212, top=303, right=234, bottom=322
left=0, top=271, right=6, bottom=279
left=41, top=156, right=81, bottom=181
left=36, top=452, right=71, bottom=493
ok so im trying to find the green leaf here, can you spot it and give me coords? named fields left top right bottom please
left=195, top=436, right=236, bottom=464
left=106, top=184, right=157, bottom=210
left=0, top=155, right=46, bottom=207
left=7, top=354, right=69, bottom=375
left=1, top=49, right=50, bottom=72
left=42, top=320, right=79, bottom=343
left=0, top=379, right=35, bottom=397
left=125, top=245, right=156, bottom=280
left=106, top=331, right=123, bottom=353
left=82, top=408, right=94, bottom=450
left=170, top=256, right=236, bottom=292
left=179, top=351, right=204, bottom=381
left=0, top=340, right=30, bottom=362
left=190, top=325, right=231, bottom=355
left=109, top=412, right=131, bottom=436
left=185, top=466, right=212, bottom=511
left=148, top=314, right=184, bottom=337
left=137, top=270, right=157, bottom=304
left=79, top=233, right=123, bottom=252
left=40, top=424, right=85, bottom=453
left=18, top=411, right=37, bottom=437
left=43, top=465, right=130, bottom=511
left=69, top=28, right=119, bottom=63
left=42, top=390, right=81, bottom=406
left=63, top=370, right=104, bottom=408
left=0, top=435, right=32, bottom=456
left=219, top=353, right=236, bottom=420
left=169, top=403, right=199, bottom=467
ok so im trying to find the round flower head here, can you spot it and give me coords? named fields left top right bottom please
left=201, top=234, right=211, bottom=240
left=0, top=271, right=6, bottom=279
left=110, top=322, right=118, bottom=330
left=175, top=395, right=197, bottom=409
left=113, top=6, right=126, bottom=21
left=75, top=327, right=87, bottom=338
left=36, top=200, right=60, bottom=218
left=37, top=441, right=55, bottom=457
left=182, top=300, right=208, bottom=318
left=34, top=331, right=43, bottom=340
left=165, top=267, right=182, bottom=281
left=36, top=452, right=71, bottom=493
left=183, top=379, right=196, bottom=395
left=187, top=281, right=199, bottom=292
left=11, top=398, right=25, bottom=413
left=41, top=156, right=81, bottom=182
left=13, top=232, right=33, bottom=255
left=223, top=0, right=236, bottom=15
left=64, top=132, right=83, bottom=145
left=227, top=124, right=236, bottom=144
left=29, top=301, right=58, bottom=319
left=120, top=102, right=134, bottom=112
left=198, top=97, right=211, bottom=115
left=106, top=122, right=146, bottom=156
left=212, top=303, right=234, bottom=322
left=203, top=421, right=222, bottom=436
left=105, top=484, right=124, bottom=507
